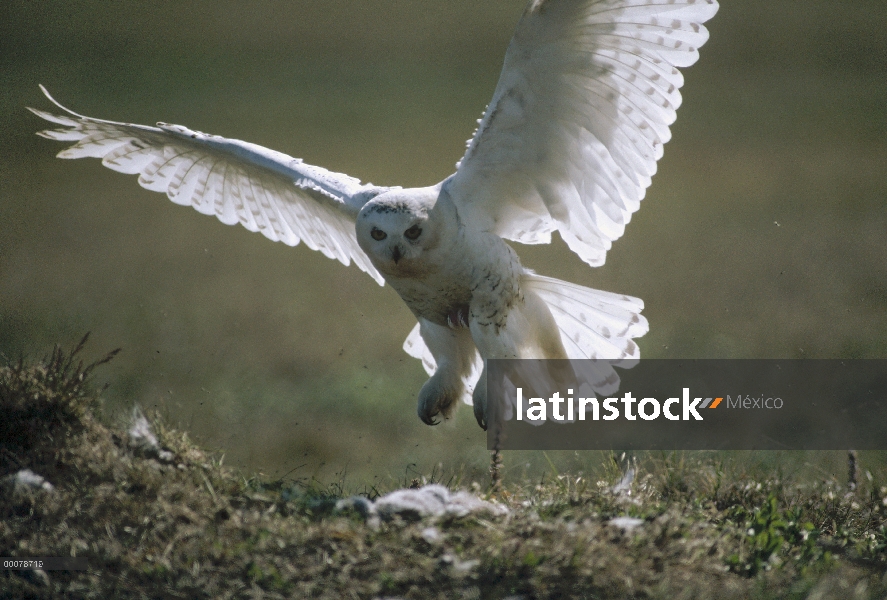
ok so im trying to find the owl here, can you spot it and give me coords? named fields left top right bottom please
left=30, top=0, right=719, bottom=429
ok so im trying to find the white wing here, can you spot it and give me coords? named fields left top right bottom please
left=29, top=85, right=389, bottom=285
left=446, top=0, right=718, bottom=267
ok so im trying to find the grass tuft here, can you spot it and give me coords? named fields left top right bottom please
left=0, top=333, right=119, bottom=476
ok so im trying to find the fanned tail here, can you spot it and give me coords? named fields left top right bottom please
left=523, top=272, right=648, bottom=395
left=523, top=273, right=647, bottom=363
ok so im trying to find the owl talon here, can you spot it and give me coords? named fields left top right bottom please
left=418, top=368, right=464, bottom=426
left=446, top=307, right=470, bottom=329
left=418, top=410, right=441, bottom=426
left=472, top=368, right=487, bottom=430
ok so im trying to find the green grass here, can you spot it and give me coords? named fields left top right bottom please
left=2, top=345, right=887, bottom=598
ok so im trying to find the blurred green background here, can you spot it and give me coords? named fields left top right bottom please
left=2, top=1, right=885, bottom=486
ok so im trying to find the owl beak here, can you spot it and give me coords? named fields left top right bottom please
left=391, top=245, right=403, bottom=264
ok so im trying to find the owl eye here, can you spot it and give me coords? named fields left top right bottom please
left=404, top=225, right=422, bottom=240
left=371, top=227, right=387, bottom=241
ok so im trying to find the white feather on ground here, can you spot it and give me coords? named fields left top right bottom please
left=335, top=484, right=509, bottom=529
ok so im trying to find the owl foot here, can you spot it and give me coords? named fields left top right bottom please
left=472, top=372, right=487, bottom=430
left=417, top=373, right=464, bottom=426
left=446, top=306, right=470, bottom=329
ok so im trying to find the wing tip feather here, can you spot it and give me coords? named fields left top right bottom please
left=36, top=85, right=86, bottom=118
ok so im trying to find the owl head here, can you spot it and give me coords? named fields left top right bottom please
left=356, top=185, right=451, bottom=277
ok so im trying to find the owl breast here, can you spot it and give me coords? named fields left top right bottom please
left=385, top=231, right=523, bottom=330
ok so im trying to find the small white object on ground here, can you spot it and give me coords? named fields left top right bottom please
left=1, top=469, right=55, bottom=495
left=128, top=408, right=175, bottom=462
left=439, top=553, right=480, bottom=573
left=336, top=484, right=508, bottom=526
left=608, top=516, right=644, bottom=531
left=420, top=526, right=442, bottom=544
left=611, top=466, right=635, bottom=495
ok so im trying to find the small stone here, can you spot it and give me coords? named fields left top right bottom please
left=420, top=526, right=441, bottom=544
left=1, top=469, right=55, bottom=495
left=608, top=516, right=644, bottom=531
left=128, top=407, right=175, bottom=463
left=336, top=484, right=508, bottom=526
left=335, top=496, right=375, bottom=519
left=15, top=568, right=50, bottom=588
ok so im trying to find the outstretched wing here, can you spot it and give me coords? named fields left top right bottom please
left=29, top=85, right=390, bottom=285
left=446, top=0, right=718, bottom=267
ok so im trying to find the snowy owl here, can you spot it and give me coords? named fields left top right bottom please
left=29, top=0, right=719, bottom=429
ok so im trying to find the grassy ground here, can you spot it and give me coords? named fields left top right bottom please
left=3, top=343, right=887, bottom=598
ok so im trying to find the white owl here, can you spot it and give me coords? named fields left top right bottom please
left=29, top=0, right=719, bottom=429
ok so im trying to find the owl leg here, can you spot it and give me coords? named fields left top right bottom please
left=469, top=288, right=569, bottom=429
left=472, top=364, right=488, bottom=429
left=416, top=318, right=478, bottom=425
left=469, top=288, right=568, bottom=360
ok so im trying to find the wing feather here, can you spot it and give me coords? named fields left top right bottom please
left=29, top=86, right=389, bottom=285
left=447, top=0, right=718, bottom=267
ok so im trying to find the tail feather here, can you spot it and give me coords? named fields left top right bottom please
left=523, top=273, right=648, bottom=364
left=525, top=273, right=648, bottom=396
